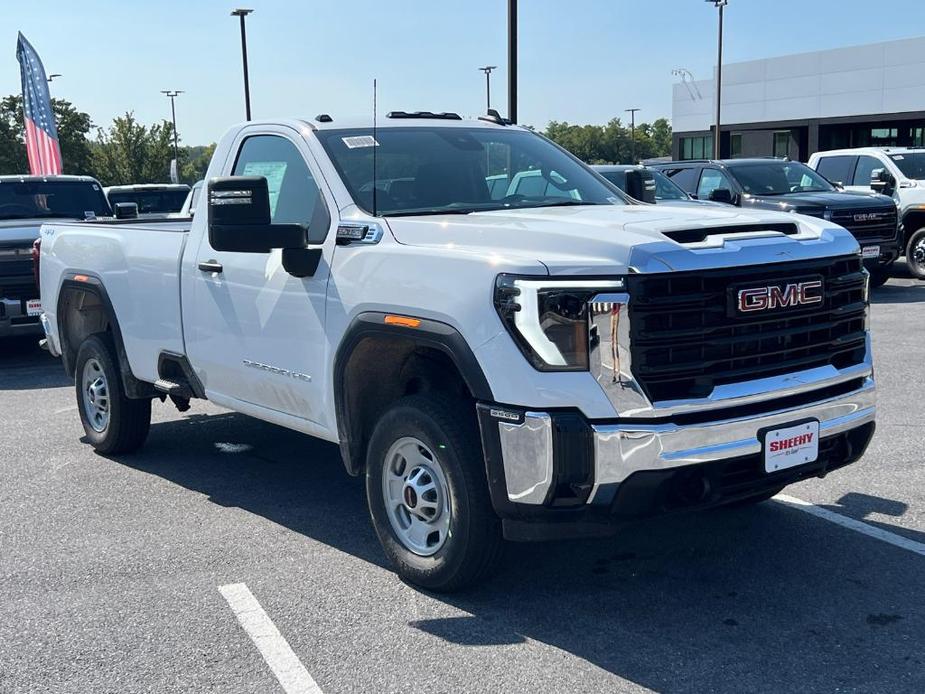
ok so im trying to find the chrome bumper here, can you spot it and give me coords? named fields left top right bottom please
left=497, top=378, right=876, bottom=506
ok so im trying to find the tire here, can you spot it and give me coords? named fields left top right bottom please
left=75, top=334, right=151, bottom=454
left=906, top=227, right=925, bottom=280
left=365, top=394, right=504, bottom=591
left=868, top=265, right=891, bottom=288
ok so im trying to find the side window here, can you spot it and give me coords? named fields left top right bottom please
left=697, top=168, right=734, bottom=199
left=815, top=156, right=856, bottom=186
left=853, top=155, right=883, bottom=187
left=664, top=167, right=699, bottom=193
left=232, top=135, right=330, bottom=243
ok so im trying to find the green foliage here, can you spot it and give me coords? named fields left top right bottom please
left=180, top=143, right=216, bottom=184
left=91, top=112, right=177, bottom=186
left=543, top=117, right=672, bottom=164
left=0, top=96, right=94, bottom=175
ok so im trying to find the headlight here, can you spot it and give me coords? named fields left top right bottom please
left=494, top=275, right=624, bottom=371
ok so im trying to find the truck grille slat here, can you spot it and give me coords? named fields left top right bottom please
left=626, top=255, right=867, bottom=402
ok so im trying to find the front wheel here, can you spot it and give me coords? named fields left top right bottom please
left=75, top=334, right=151, bottom=454
left=868, top=265, right=891, bottom=288
left=906, top=227, right=925, bottom=280
left=365, top=395, right=504, bottom=591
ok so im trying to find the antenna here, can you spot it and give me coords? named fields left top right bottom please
left=372, top=78, right=378, bottom=217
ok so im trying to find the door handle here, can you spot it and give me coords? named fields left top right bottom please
left=198, top=260, right=223, bottom=273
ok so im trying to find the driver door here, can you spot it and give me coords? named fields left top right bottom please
left=184, top=126, right=336, bottom=433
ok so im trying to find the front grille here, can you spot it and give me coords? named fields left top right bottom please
left=0, top=243, right=37, bottom=299
left=830, top=207, right=898, bottom=243
left=625, top=255, right=867, bottom=403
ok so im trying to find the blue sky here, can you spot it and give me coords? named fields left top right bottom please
left=3, top=1, right=925, bottom=145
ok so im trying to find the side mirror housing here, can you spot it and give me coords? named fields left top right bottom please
left=709, top=187, right=735, bottom=204
left=113, top=202, right=138, bottom=219
left=625, top=169, right=657, bottom=204
left=870, top=169, right=896, bottom=195
left=207, top=176, right=306, bottom=253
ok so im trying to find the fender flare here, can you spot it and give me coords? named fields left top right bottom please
left=332, top=312, right=493, bottom=475
left=56, top=273, right=155, bottom=399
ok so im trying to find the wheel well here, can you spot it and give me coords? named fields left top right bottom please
left=57, top=282, right=154, bottom=399
left=339, top=335, right=475, bottom=476
left=902, top=210, right=925, bottom=248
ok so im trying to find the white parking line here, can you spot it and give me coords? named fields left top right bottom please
left=219, top=582, right=323, bottom=694
left=775, top=494, right=925, bottom=557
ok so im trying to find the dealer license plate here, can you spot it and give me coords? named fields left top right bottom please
left=26, top=299, right=42, bottom=316
left=764, top=421, right=820, bottom=473
left=861, top=245, right=880, bottom=259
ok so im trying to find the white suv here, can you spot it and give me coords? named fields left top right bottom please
left=809, top=147, right=925, bottom=278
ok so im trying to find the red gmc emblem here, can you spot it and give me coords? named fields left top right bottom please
left=737, top=280, right=823, bottom=313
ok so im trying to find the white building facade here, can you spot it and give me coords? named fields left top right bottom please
left=672, top=36, right=925, bottom=161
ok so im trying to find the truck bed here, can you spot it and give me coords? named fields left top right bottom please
left=40, top=217, right=193, bottom=384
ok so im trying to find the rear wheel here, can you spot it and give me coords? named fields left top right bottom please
left=365, top=394, right=504, bottom=591
left=75, top=334, right=151, bottom=454
left=906, top=227, right=925, bottom=280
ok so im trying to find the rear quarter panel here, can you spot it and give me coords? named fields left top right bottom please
left=41, top=221, right=190, bottom=383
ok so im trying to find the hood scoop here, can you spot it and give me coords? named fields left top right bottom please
left=663, top=222, right=798, bottom=244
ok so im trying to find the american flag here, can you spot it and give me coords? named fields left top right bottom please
left=16, top=32, right=62, bottom=176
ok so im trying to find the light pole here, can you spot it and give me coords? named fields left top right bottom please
left=47, top=73, right=61, bottom=83
left=508, top=0, right=517, bottom=123
left=161, top=90, right=183, bottom=166
left=231, top=8, right=254, bottom=120
left=706, top=0, right=728, bottom=159
left=478, top=66, right=497, bottom=112
left=625, top=108, right=641, bottom=163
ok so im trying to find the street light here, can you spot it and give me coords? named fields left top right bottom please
left=625, top=108, right=641, bottom=163
left=478, top=66, right=497, bottom=112
left=231, top=8, right=254, bottom=120
left=508, top=0, right=517, bottom=123
left=46, top=73, right=61, bottom=83
left=161, top=90, right=183, bottom=167
left=706, top=0, right=728, bottom=159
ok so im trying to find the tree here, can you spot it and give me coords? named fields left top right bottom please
left=543, top=116, right=672, bottom=164
left=92, top=112, right=176, bottom=186
left=0, top=95, right=94, bottom=175
left=180, top=143, right=216, bottom=183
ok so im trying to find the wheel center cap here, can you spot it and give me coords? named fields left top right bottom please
left=403, top=485, right=418, bottom=509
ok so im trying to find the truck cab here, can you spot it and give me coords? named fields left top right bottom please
left=808, top=147, right=925, bottom=279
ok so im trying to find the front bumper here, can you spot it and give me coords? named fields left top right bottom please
left=477, top=377, right=875, bottom=536
left=0, top=297, right=42, bottom=338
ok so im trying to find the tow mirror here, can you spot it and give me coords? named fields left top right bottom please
left=207, top=176, right=306, bottom=253
left=113, top=202, right=138, bottom=219
left=625, top=169, right=657, bottom=204
left=709, top=188, right=735, bottom=204
left=870, top=169, right=896, bottom=196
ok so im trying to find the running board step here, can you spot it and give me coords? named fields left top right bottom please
left=153, top=378, right=194, bottom=399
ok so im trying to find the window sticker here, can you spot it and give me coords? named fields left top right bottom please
left=242, top=161, right=288, bottom=216
left=892, top=155, right=905, bottom=161
left=342, top=135, right=379, bottom=149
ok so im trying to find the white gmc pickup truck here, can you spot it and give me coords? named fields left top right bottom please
left=39, top=113, right=876, bottom=590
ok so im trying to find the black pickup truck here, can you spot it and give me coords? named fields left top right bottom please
left=0, top=175, right=111, bottom=338
left=654, top=159, right=900, bottom=286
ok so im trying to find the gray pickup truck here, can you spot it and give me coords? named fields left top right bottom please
left=0, top=175, right=111, bottom=338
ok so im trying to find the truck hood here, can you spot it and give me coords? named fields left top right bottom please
left=384, top=204, right=858, bottom=275
left=741, top=190, right=894, bottom=212
left=0, top=218, right=44, bottom=246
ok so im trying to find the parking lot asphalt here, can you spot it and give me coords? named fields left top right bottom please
left=1, top=273, right=923, bottom=694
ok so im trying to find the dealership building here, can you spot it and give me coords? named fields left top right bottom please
left=672, top=36, right=925, bottom=162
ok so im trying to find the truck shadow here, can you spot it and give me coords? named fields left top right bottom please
left=119, top=411, right=925, bottom=693
left=0, top=337, right=71, bottom=390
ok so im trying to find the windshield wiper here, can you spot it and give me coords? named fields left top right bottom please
left=518, top=200, right=606, bottom=209
left=385, top=208, right=481, bottom=217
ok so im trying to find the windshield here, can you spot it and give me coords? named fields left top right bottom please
left=0, top=180, right=110, bottom=220
left=726, top=161, right=835, bottom=196
left=889, top=152, right=925, bottom=180
left=317, top=126, right=626, bottom=216
left=651, top=170, right=689, bottom=201
left=108, top=189, right=188, bottom=214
